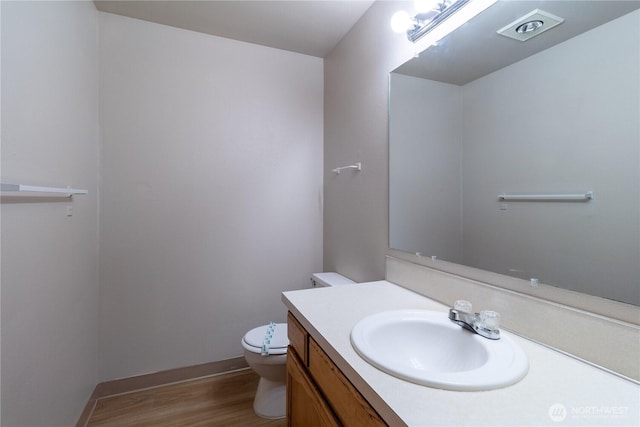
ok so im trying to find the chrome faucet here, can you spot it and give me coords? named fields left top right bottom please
left=448, top=300, right=501, bottom=340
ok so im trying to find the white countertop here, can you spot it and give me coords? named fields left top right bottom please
left=282, top=280, right=640, bottom=427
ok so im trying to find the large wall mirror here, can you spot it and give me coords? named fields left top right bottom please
left=389, top=1, right=639, bottom=306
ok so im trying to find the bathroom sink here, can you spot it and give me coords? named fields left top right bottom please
left=350, top=310, right=528, bottom=391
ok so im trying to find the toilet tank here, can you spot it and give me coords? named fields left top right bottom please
left=310, top=272, right=355, bottom=288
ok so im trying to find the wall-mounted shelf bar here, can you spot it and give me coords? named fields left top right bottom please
left=498, top=191, right=593, bottom=201
left=1, top=183, right=88, bottom=196
left=332, top=162, right=362, bottom=174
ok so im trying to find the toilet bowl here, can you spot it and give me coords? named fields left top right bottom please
left=242, top=272, right=355, bottom=419
left=242, top=322, right=288, bottom=418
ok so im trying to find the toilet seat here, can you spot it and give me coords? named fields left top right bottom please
left=242, top=323, right=288, bottom=355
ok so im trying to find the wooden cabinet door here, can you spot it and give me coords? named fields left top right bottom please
left=308, top=338, right=387, bottom=427
left=287, top=348, right=341, bottom=427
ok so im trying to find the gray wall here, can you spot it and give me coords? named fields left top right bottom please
left=1, top=1, right=99, bottom=425
left=98, top=13, right=324, bottom=380
left=324, top=1, right=422, bottom=281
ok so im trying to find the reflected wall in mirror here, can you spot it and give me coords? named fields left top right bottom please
left=389, top=1, right=639, bottom=305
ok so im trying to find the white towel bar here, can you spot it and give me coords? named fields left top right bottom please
left=1, top=183, right=88, bottom=196
left=498, top=191, right=593, bottom=201
left=332, top=162, right=362, bottom=174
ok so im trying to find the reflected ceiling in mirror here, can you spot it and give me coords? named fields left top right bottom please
left=395, top=1, right=640, bottom=85
left=389, top=1, right=640, bottom=305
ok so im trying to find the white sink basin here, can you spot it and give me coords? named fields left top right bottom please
left=351, top=310, right=528, bottom=391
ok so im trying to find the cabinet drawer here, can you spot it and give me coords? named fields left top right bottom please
left=287, top=312, right=308, bottom=364
left=308, top=338, right=387, bottom=426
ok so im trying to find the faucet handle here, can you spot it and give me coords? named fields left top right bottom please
left=480, top=310, right=501, bottom=331
left=453, top=300, right=473, bottom=313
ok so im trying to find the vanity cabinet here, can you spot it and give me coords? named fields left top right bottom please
left=287, top=312, right=387, bottom=427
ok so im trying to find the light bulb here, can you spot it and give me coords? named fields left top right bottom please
left=390, top=10, right=412, bottom=33
left=414, top=0, right=439, bottom=13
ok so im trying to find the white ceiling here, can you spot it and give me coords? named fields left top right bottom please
left=94, top=0, right=376, bottom=58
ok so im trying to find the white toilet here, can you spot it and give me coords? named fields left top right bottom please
left=241, top=272, right=355, bottom=419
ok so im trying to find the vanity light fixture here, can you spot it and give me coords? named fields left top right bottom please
left=391, top=0, right=497, bottom=44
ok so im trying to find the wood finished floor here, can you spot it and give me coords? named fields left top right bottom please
left=87, top=369, right=287, bottom=426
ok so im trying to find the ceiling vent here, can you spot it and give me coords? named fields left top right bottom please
left=497, top=9, right=564, bottom=41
